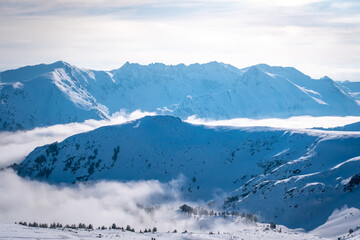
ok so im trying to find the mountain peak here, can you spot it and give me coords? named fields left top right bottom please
left=186, top=61, right=227, bottom=71
left=243, top=65, right=266, bottom=77
left=52, top=60, right=69, bottom=66
left=320, top=75, right=332, bottom=81
left=255, top=63, right=271, bottom=69
left=204, top=61, right=221, bottom=66
left=0, top=60, right=73, bottom=83
left=134, top=115, right=182, bottom=126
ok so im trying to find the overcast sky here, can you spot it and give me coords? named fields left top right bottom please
left=0, top=0, right=359, bottom=81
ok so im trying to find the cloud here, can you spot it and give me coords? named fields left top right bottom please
left=0, top=110, right=155, bottom=168
left=0, top=0, right=359, bottom=81
left=0, top=169, right=252, bottom=232
left=0, top=169, right=175, bottom=228
left=248, top=0, right=329, bottom=8
left=186, top=115, right=360, bottom=130
left=1, top=113, right=359, bottom=170
left=0, top=0, right=234, bottom=19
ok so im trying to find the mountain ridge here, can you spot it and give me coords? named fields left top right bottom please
left=1, top=61, right=360, bottom=131
left=14, top=115, right=360, bottom=231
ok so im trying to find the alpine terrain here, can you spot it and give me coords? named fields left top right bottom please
left=14, top=115, right=360, bottom=232
left=1, top=61, right=359, bottom=131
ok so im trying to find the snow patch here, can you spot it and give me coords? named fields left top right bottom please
left=12, top=82, right=24, bottom=89
left=273, top=148, right=290, bottom=157
left=302, top=182, right=325, bottom=189
left=293, top=84, right=328, bottom=105
left=105, top=71, right=115, bottom=83
left=332, top=156, right=360, bottom=170
left=133, top=120, right=141, bottom=128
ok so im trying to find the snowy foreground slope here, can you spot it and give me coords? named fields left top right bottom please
left=311, top=207, right=360, bottom=239
left=15, top=116, right=360, bottom=231
left=0, top=222, right=332, bottom=240
left=1, top=61, right=359, bottom=130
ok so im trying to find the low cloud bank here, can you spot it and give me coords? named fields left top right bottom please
left=0, top=110, right=155, bottom=168
left=1, top=113, right=359, bottom=169
left=186, top=115, right=360, bottom=129
left=0, top=169, right=174, bottom=229
left=0, top=169, right=249, bottom=232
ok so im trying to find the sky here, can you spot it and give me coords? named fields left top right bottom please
left=0, top=0, right=359, bottom=81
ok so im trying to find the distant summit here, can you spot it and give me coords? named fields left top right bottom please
left=1, top=61, right=359, bottom=130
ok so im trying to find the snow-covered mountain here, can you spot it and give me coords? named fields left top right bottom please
left=1, top=61, right=360, bottom=131
left=15, top=116, right=360, bottom=231
left=0, top=61, right=109, bottom=130
left=224, top=134, right=360, bottom=230
left=171, top=65, right=360, bottom=119
left=337, top=80, right=360, bottom=105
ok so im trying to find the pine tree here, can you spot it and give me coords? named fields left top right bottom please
left=270, top=222, right=276, bottom=229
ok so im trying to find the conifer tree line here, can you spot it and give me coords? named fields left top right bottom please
left=179, top=204, right=258, bottom=222
left=16, top=221, right=159, bottom=233
left=16, top=204, right=263, bottom=234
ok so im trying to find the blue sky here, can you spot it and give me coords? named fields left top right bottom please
left=0, top=0, right=359, bottom=81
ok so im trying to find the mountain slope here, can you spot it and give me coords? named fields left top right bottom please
left=0, top=61, right=108, bottom=130
left=337, top=80, right=360, bottom=104
left=224, top=136, right=360, bottom=230
left=1, top=61, right=360, bottom=131
left=170, top=65, right=360, bottom=119
left=15, top=116, right=360, bottom=230
left=16, top=116, right=317, bottom=200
